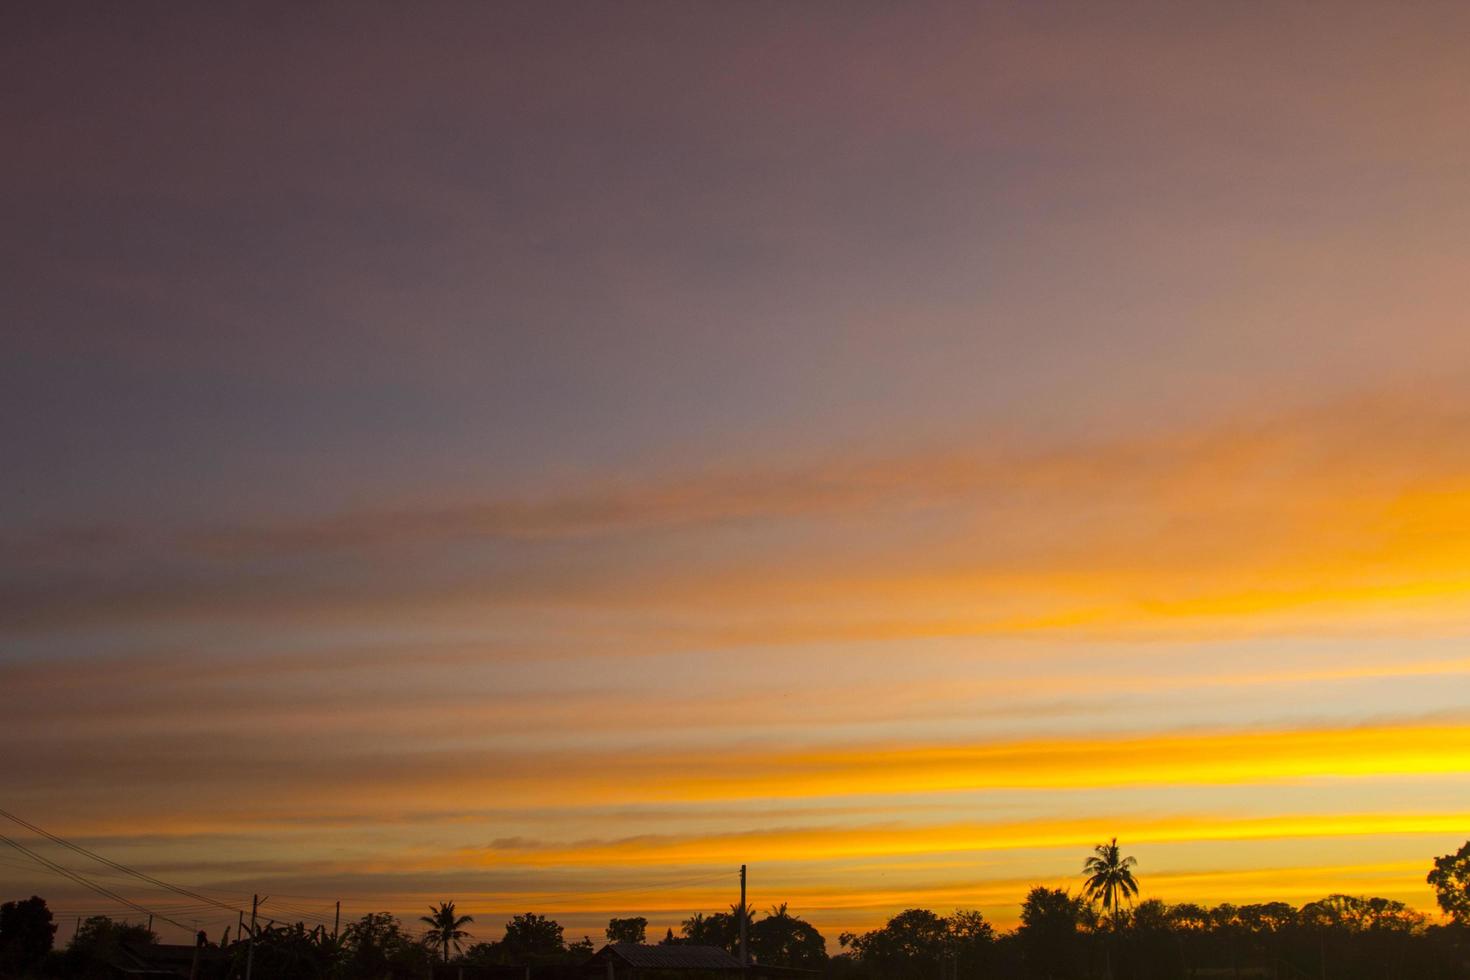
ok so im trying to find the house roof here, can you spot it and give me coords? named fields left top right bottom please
left=591, top=943, right=745, bottom=971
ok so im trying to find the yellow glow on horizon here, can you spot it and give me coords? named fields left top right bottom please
left=374, top=721, right=1470, bottom=808
left=462, top=812, right=1470, bottom=868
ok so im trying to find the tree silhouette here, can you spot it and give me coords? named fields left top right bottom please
left=232, top=920, right=339, bottom=980
left=750, top=903, right=827, bottom=968
left=0, top=896, right=55, bottom=974
left=945, top=909, right=995, bottom=977
left=13, top=871, right=1470, bottom=979
left=840, top=908, right=953, bottom=980
left=420, top=901, right=474, bottom=963
left=1428, top=840, right=1470, bottom=924
left=1016, top=888, right=1087, bottom=980
left=681, top=906, right=755, bottom=954
left=64, top=915, right=158, bottom=977
left=502, top=913, right=565, bottom=958
left=1083, top=837, right=1140, bottom=923
left=342, top=911, right=432, bottom=978
left=606, top=916, right=648, bottom=944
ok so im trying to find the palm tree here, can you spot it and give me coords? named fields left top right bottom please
left=1083, top=838, right=1139, bottom=980
left=420, top=901, right=474, bottom=963
left=1082, top=837, right=1140, bottom=922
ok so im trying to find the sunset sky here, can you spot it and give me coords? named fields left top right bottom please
left=5, top=1, right=1470, bottom=947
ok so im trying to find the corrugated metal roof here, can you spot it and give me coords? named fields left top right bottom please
left=593, top=943, right=744, bottom=970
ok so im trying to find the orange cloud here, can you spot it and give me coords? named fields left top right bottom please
left=8, top=384, right=1470, bottom=644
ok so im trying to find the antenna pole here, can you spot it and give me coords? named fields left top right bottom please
left=738, top=864, right=748, bottom=968
left=245, top=894, right=260, bottom=980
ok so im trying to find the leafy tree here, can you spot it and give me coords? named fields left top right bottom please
left=946, top=909, right=996, bottom=976
left=1129, top=899, right=1170, bottom=932
left=70, top=915, right=156, bottom=952
left=1235, top=902, right=1295, bottom=933
left=420, top=900, right=474, bottom=962
left=1017, top=888, right=1088, bottom=980
left=501, top=912, right=565, bottom=958
left=64, top=915, right=158, bottom=978
left=0, top=895, right=55, bottom=974
left=567, top=935, right=596, bottom=958
left=341, top=911, right=431, bottom=979
left=462, top=941, right=502, bottom=964
left=750, top=904, right=827, bottom=968
left=1299, top=894, right=1424, bottom=933
left=606, top=916, right=648, bottom=944
left=840, top=908, right=950, bottom=980
left=838, top=907, right=993, bottom=978
left=681, top=906, right=754, bottom=955
left=232, top=921, right=337, bottom=980
left=1165, top=903, right=1209, bottom=932
left=681, top=912, right=714, bottom=946
left=1428, top=841, right=1470, bottom=924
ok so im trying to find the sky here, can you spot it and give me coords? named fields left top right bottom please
left=4, top=0, right=1470, bottom=947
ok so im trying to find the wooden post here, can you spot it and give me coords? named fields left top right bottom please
left=245, top=894, right=260, bottom=980
left=738, top=864, right=748, bottom=968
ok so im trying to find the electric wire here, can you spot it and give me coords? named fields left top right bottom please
left=0, top=808, right=244, bottom=916
left=0, top=832, right=193, bottom=931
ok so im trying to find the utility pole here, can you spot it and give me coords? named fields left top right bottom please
left=237, top=909, right=244, bottom=943
left=189, top=929, right=204, bottom=980
left=333, top=901, right=340, bottom=943
left=147, top=914, right=153, bottom=934
left=245, top=894, right=260, bottom=980
left=738, top=864, right=748, bottom=968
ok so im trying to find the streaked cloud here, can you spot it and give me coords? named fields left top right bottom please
left=7, top=1, right=1470, bottom=943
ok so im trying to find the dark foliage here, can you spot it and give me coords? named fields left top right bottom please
left=60, top=915, right=157, bottom=979
left=229, top=921, right=339, bottom=980
left=421, top=901, right=475, bottom=963
left=750, top=904, right=827, bottom=969
left=12, top=841, right=1470, bottom=979
left=0, top=896, right=55, bottom=974
left=680, top=906, right=754, bottom=954
left=500, top=913, right=566, bottom=960
left=835, top=894, right=1470, bottom=980
left=339, top=911, right=435, bottom=980
left=841, top=907, right=995, bottom=980
left=605, top=917, right=648, bottom=944
left=1431, top=841, right=1470, bottom=925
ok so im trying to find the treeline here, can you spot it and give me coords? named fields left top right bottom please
left=3, top=840, right=1469, bottom=980
left=832, top=889, right=1470, bottom=980
left=5, top=893, right=1470, bottom=980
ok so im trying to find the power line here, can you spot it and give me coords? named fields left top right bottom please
left=2, top=810, right=740, bottom=934
left=0, top=854, right=227, bottom=907
left=0, top=808, right=244, bottom=917
left=0, top=832, right=193, bottom=932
